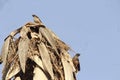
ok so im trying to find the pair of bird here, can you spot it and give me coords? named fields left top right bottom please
left=0, top=14, right=81, bottom=73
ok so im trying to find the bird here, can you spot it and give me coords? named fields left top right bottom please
left=32, top=14, right=43, bottom=25
left=0, top=55, right=2, bottom=64
left=72, top=53, right=80, bottom=73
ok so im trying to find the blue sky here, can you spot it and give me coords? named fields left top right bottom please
left=0, top=0, right=120, bottom=80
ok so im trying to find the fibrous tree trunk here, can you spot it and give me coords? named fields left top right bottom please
left=0, top=15, right=80, bottom=80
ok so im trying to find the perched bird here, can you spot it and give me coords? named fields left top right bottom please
left=0, top=55, right=2, bottom=64
left=72, top=53, right=80, bottom=73
left=32, top=14, right=43, bottom=25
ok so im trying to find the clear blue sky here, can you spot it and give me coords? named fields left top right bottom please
left=0, top=0, right=120, bottom=80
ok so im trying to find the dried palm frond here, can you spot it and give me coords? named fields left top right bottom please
left=0, top=15, right=80, bottom=80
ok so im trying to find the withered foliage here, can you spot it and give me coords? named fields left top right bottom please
left=0, top=15, right=80, bottom=80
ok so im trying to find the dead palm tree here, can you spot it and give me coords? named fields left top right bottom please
left=0, top=15, right=80, bottom=80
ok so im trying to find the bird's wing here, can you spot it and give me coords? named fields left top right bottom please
left=77, top=60, right=80, bottom=71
